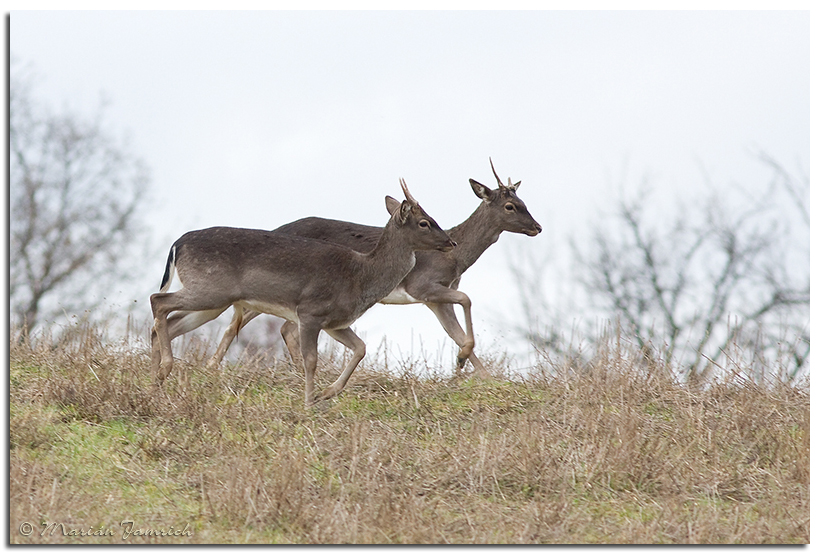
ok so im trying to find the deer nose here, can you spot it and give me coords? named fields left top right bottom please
left=439, top=239, right=457, bottom=251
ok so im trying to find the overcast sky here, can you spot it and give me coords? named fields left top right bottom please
left=9, top=9, right=810, bottom=371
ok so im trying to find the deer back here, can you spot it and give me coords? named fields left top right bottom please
left=170, top=191, right=453, bottom=328
left=274, top=217, right=380, bottom=254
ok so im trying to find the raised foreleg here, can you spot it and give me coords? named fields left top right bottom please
left=425, top=300, right=488, bottom=378
left=407, top=284, right=476, bottom=364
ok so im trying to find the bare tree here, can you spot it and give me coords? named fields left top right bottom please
left=513, top=156, right=809, bottom=383
left=10, top=62, right=150, bottom=331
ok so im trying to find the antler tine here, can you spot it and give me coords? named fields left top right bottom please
left=489, top=157, right=505, bottom=188
left=399, top=178, right=418, bottom=205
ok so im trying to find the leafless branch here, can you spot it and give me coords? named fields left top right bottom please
left=511, top=156, right=809, bottom=383
left=10, top=62, right=151, bottom=330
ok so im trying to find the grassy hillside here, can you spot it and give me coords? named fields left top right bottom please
left=9, top=326, right=809, bottom=544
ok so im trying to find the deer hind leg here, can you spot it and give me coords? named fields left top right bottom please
left=164, top=308, right=229, bottom=385
left=167, top=308, right=228, bottom=339
left=150, top=326, right=163, bottom=382
left=150, top=292, right=180, bottom=384
left=150, top=291, right=231, bottom=385
left=206, top=307, right=262, bottom=370
left=317, top=327, right=366, bottom=402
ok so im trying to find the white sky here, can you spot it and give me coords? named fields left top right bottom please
left=8, top=8, right=811, bottom=372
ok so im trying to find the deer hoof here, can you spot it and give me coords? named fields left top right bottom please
left=456, top=348, right=473, bottom=363
left=457, top=342, right=475, bottom=361
left=317, top=386, right=340, bottom=403
left=306, top=395, right=331, bottom=412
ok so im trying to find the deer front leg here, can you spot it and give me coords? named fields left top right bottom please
left=280, top=319, right=304, bottom=367
left=318, top=327, right=366, bottom=402
left=410, top=285, right=476, bottom=362
left=425, top=301, right=489, bottom=378
left=297, top=320, right=321, bottom=408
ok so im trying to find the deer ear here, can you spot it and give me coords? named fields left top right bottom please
left=399, top=200, right=413, bottom=223
left=385, top=195, right=401, bottom=215
left=509, top=180, right=521, bottom=191
left=469, top=179, right=493, bottom=202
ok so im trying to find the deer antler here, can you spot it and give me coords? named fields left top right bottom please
left=399, top=178, right=418, bottom=205
left=489, top=157, right=505, bottom=189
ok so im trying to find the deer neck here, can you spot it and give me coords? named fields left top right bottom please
left=447, top=204, right=503, bottom=272
left=362, top=220, right=417, bottom=297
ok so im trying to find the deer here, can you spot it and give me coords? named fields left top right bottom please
left=206, top=159, right=542, bottom=377
left=149, top=179, right=455, bottom=407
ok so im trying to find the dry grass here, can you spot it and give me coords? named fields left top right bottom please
left=9, top=324, right=809, bottom=544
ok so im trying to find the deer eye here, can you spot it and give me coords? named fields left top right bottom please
left=504, top=203, right=516, bottom=212
left=418, top=220, right=430, bottom=229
